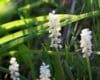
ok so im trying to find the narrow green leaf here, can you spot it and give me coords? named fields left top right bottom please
left=18, top=44, right=36, bottom=80
left=64, top=46, right=74, bottom=80
left=0, top=66, right=9, bottom=73
left=50, top=52, right=65, bottom=80
left=0, top=14, right=74, bottom=33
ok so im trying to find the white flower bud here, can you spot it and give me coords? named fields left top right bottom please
left=9, top=57, right=20, bottom=80
left=39, top=62, right=51, bottom=80
left=80, top=28, right=93, bottom=58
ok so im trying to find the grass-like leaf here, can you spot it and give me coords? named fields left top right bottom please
left=0, top=10, right=100, bottom=53
left=18, top=44, right=36, bottom=80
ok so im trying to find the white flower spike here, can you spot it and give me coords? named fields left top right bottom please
left=48, top=10, right=62, bottom=49
left=39, top=62, right=51, bottom=80
left=80, top=28, right=93, bottom=58
left=9, top=57, right=20, bottom=80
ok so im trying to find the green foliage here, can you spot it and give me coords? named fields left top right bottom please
left=0, top=10, right=100, bottom=53
left=18, top=45, right=36, bottom=80
left=50, top=52, right=65, bottom=80
left=0, top=0, right=100, bottom=80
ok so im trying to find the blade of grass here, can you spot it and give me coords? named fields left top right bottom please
left=0, top=10, right=100, bottom=34
left=0, top=14, right=75, bottom=33
left=64, top=46, right=74, bottom=80
left=50, top=52, right=65, bottom=80
left=18, top=45, right=36, bottom=80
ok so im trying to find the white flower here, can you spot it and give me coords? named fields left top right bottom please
left=48, top=10, right=62, bottom=49
left=80, top=28, right=92, bottom=58
left=9, top=57, right=20, bottom=80
left=39, top=62, right=51, bottom=80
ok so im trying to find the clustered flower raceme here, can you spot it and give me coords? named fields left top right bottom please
left=9, top=57, right=51, bottom=80
left=39, top=62, right=51, bottom=80
left=80, top=28, right=93, bottom=58
left=48, top=10, right=62, bottom=49
left=9, top=57, right=20, bottom=80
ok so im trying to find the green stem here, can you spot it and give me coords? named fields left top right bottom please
left=86, top=54, right=92, bottom=80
